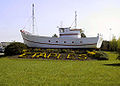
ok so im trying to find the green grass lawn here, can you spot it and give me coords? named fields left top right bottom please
left=0, top=51, right=120, bottom=86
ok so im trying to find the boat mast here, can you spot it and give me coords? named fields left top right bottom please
left=32, top=4, right=35, bottom=34
left=75, top=11, right=77, bottom=29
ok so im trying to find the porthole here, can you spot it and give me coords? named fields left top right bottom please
left=48, top=40, right=50, bottom=42
left=56, top=41, right=58, bottom=43
left=64, top=41, right=66, bottom=43
left=72, top=41, right=74, bottom=43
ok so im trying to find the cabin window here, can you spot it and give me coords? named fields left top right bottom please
left=62, top=29, right=65, bottom=32
left=72, top=41, right=74, bottom=43
left=61, top=30, right=63, bottom=32
left=56, top=41, right=58, bottom=43
left=48, top=40, right=50, bottom=42
left=64, top=41, right=66, bottom=43
left=60, top=28, right=64, bottom=32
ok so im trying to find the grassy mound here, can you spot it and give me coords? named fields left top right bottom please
left=0, top=51, right=119, bottom=86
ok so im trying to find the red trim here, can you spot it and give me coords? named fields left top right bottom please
left=20, top=30, right=24, bottom=33
left=23, top=38, right=97, bottom=46
left=60, top=33, right=79, bottom=36
left=70, top=29, right=82, bottom=31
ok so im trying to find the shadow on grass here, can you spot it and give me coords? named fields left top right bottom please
left=104, top=63, right=120, bottom=66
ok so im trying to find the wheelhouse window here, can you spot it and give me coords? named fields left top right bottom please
left=60, top=28, right=65, bottom=33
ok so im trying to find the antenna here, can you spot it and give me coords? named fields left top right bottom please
left=75, top=11, right=77, bottom=29
left=32, top=4, right=35, bottom=34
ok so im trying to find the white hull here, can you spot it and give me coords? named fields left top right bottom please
left=20, top=30, right=103, bottom=48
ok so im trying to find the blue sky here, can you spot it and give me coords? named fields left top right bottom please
left=0, top=0, right=120, bottom=42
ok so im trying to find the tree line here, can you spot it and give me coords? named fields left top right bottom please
left=101, top=36, right=120, bottom=54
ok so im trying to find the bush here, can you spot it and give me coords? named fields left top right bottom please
left=5, top=42, right=27, bottom=56
left=78, top=54, right=87, bottom=60
left=87, top=51, right=96, bottom=57
left=117, top=55, right=120, bottom=60
left=94, top=51, right=108, bottom=60
left=60, top=49, right=68, bottom=53
left=87, top=51, right=108, bottom=60
left=75, top=50, right=87, bottom=54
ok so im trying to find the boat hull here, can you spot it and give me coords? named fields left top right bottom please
left=20, top=30, right=103, bottom=49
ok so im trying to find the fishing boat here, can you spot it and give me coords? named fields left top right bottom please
left=20, top=4, right=103, bottom=48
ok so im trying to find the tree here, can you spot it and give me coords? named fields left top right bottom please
left=116, top=37, right=120, bottom=60
left=52, top=34, right=58, bottom=37
left=117, top=37, right=120, bottom=54
left=5, top=42, right=27, bottom=56
left=101, top=41, right=110, bottom=51
left=110, top=36, right=117, bottom=51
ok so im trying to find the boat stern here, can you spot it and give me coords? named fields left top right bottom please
left=96, top=36, right=103, bottom=48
